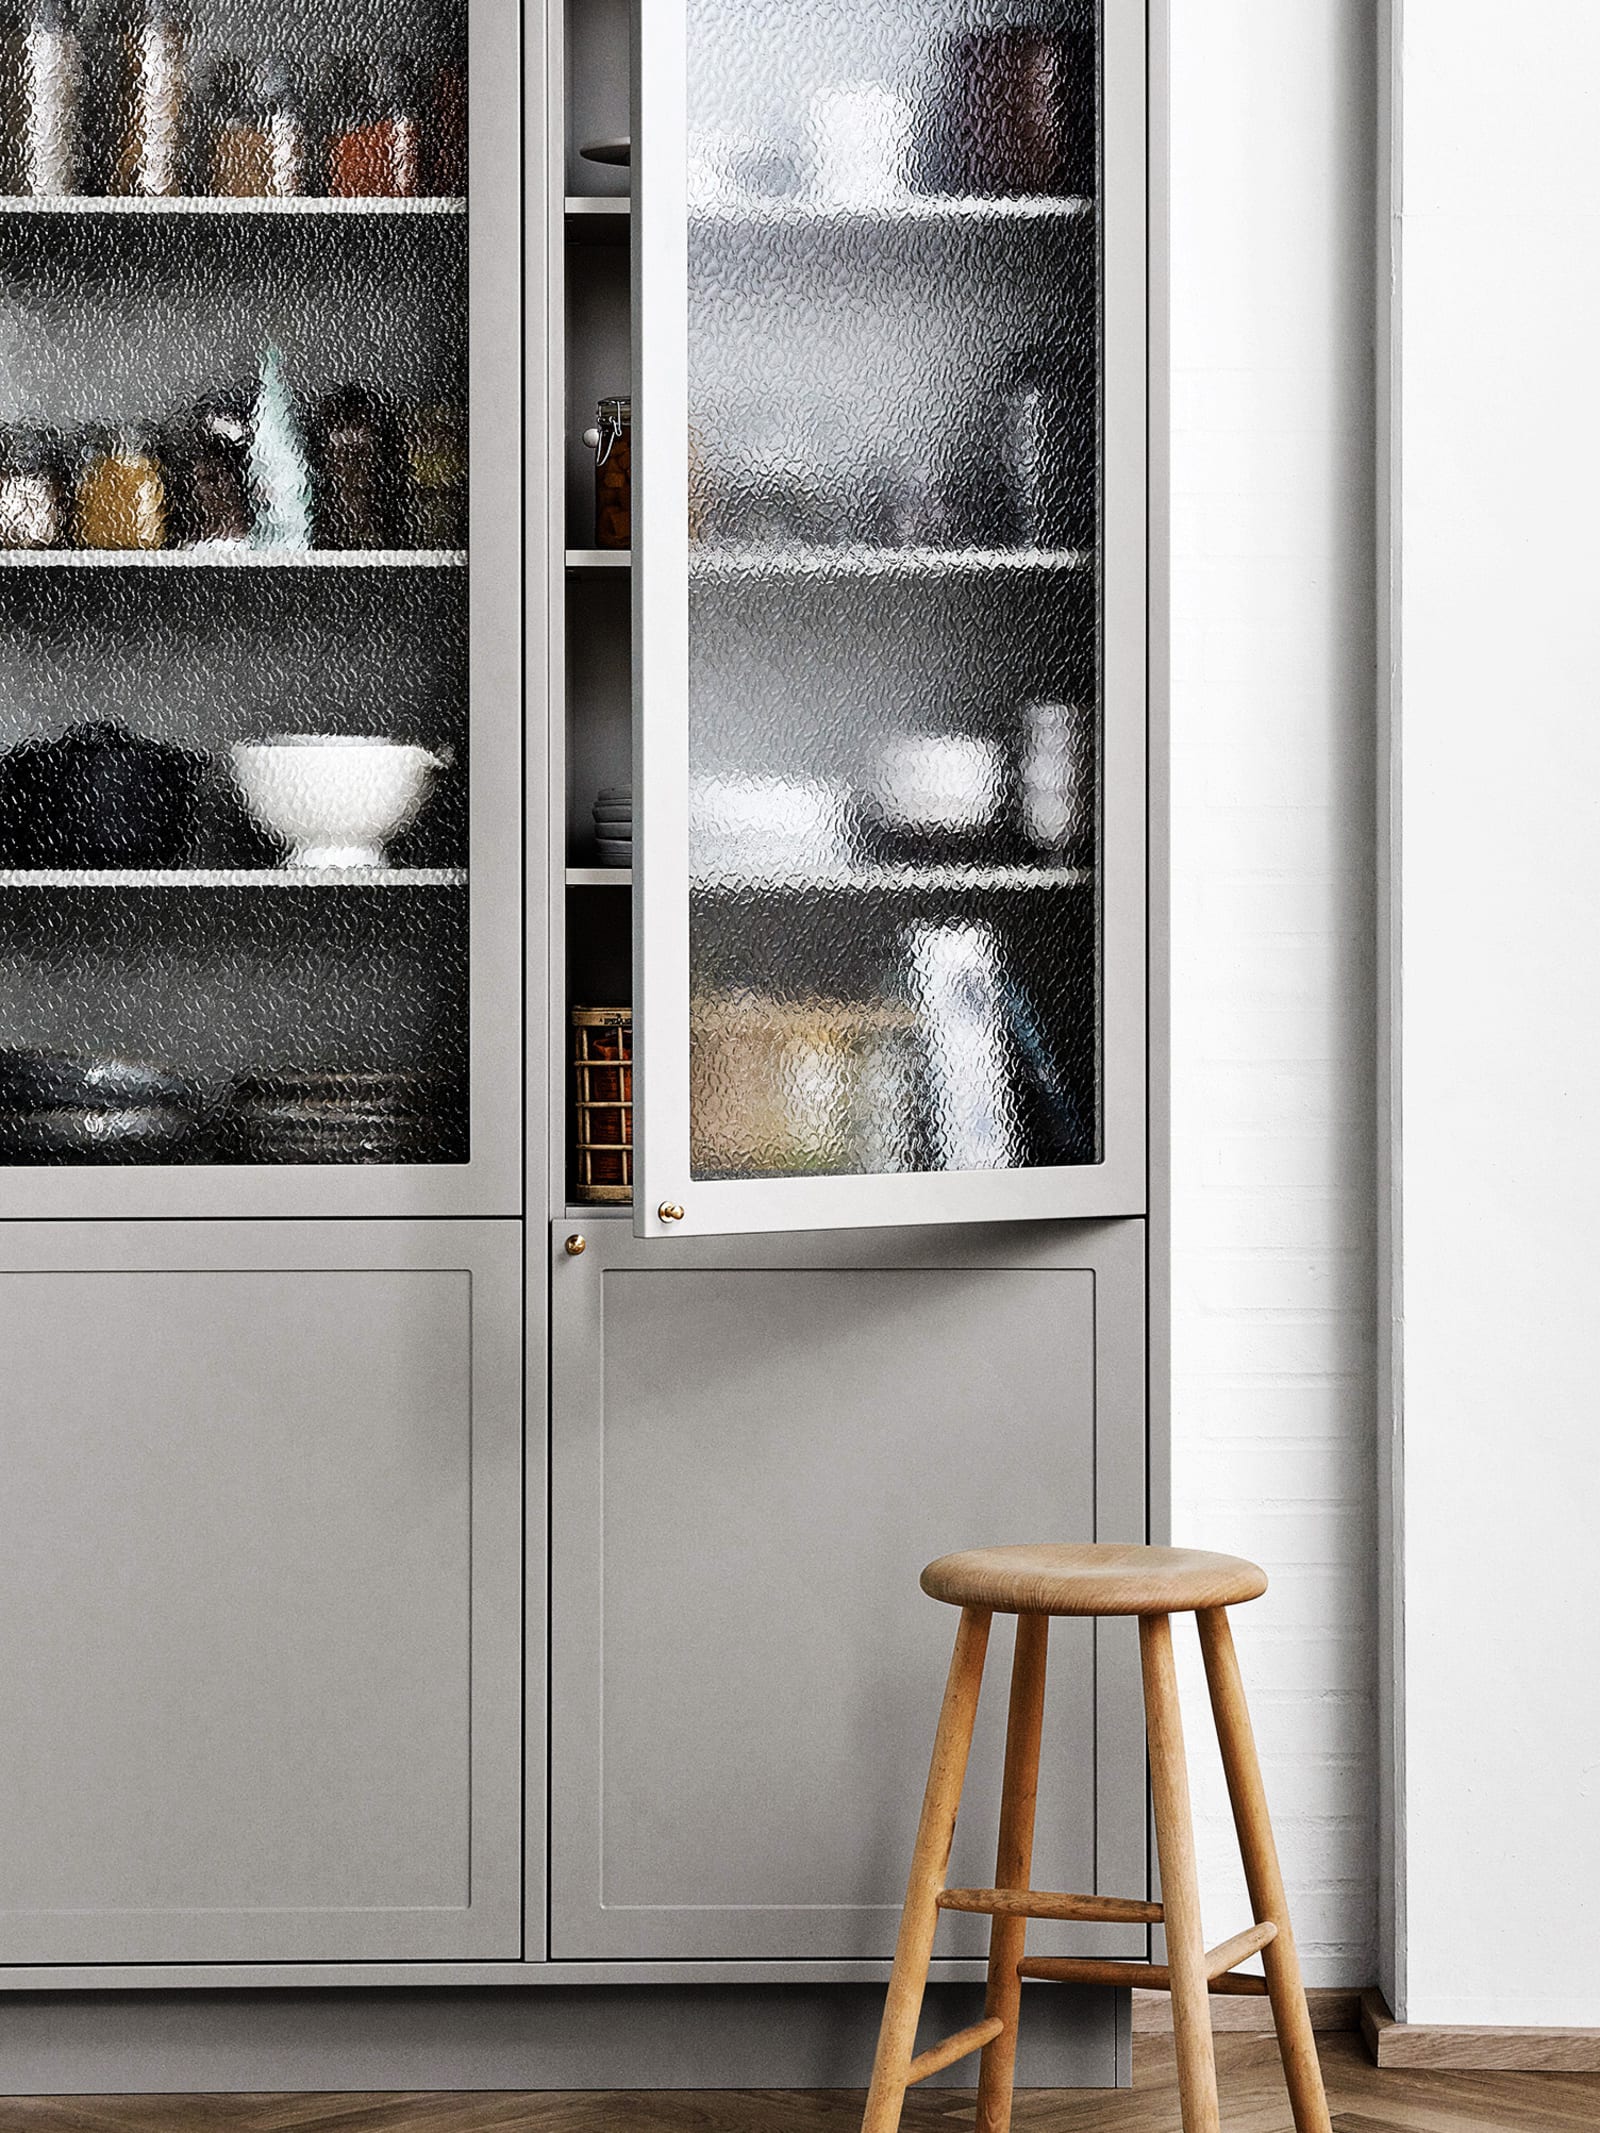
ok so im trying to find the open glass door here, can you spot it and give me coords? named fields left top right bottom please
left=635, top=0, right=1144, bottom=1237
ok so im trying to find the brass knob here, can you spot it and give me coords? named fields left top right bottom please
left=564, top=1234, right=587, bottom=1256
left=658, top=1202, right=685, bottom=1223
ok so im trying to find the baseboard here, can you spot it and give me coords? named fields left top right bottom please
left=1361, top=1988, right=1600, bottom=2071
left=1132, top=1985, right=1365, bottom=2035
left=0, top=1983, right=1127, bottom=2095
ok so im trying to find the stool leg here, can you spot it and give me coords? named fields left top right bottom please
left=974, top=1612, right=1050, bottom=2133
left=1139, top=1613, right=1221, bottom=2133
left=1197, top=1607, right=1333, bottom=2133
left=861, top=1604, right=993, bottom=2133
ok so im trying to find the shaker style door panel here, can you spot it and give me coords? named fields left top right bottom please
left=549, top=1218, right=1145, bottom=1961
left=0, top=1220, right=523, bottom=1965
left=0, top=0, right=521, bottom=1222
left=634, top=0, right=1147, bottom=1237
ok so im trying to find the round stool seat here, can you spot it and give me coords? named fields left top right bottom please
left=920, top=1542, right=1267, bottom=1617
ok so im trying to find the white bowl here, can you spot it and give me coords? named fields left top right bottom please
left=230, top=736, right=445, bottom=870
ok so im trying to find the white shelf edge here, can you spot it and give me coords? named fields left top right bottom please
left=690, top=864, right=1092, bottom=895
left=0, top=868, right=468, bottom=889
left=689, top=545, right=1090, bottom=581
left=565, top=549, right=632, bottom=570
left=564, top=196, right=631, bottom=216
left=690, top=192, right=1093, bottom=227
left=0, top=195, right=466, bottom=216
left=566, top=866, right=633, bottom=886
left=0, top=549, right=466, bottom=570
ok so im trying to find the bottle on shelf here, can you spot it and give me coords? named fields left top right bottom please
left=15, top=0, right=83, bottom=196
left=996, top=343, right=1094, bottom=549
left=1018, top=699, right=1091, bottom=854
left=111, top=0, right=187, bottom=199
left=401, top=403, right=466, bottom=548
left=311, top=384, right=403, bottom=549
left=583, top=396, right=630, bottom=550
left=208, top=55, right=304, bottom=199
left=73, top=421, right=166, bottom=548
left=0, top=425, right=66, bottom=547
left=326, top=52, right=419, bottom=200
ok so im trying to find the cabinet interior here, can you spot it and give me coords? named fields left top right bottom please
left=0, top=0, right=471, bottom=1171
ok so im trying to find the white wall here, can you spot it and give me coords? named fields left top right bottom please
left=1388, top=0, right=1600, bottom=2029
left=1169, top=0, right=1378, bottom=1986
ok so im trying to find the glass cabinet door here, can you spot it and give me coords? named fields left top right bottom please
left=635, top=0, right=1145, bottom=1236
left=0, top=0, right=519, bottom=1218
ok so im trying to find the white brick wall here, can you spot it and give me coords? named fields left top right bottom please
left=1168, top=0, right=1377, bottom=1986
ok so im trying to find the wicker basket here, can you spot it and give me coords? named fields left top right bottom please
left=571, top=1005, right=632, bottom=1203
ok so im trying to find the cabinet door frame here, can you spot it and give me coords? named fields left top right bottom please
left=548, top=1214, right=1147, bottom=1962
left=632, top=0, right=1148, bottom=1238
left=0, top=0, right=523, bottom=1225
left=0, top=1218, right=525, bottom=1966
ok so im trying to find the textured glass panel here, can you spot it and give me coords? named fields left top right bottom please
left=0, top=0, right=467, bottom=1165
left=686, top=0, right=1101, bottom=1182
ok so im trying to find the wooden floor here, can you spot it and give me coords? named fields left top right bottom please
left=2, top=2037, right=1599, bottom=2133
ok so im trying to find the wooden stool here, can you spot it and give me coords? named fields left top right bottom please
left=861, top=1543, right=1331, bottom=2133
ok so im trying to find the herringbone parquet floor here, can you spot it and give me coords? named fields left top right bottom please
left=0, top=2037, right=1595, bottom=2133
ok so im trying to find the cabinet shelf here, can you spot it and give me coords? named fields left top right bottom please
left=565, top=197, right=630, bottom=245
left=691, top=193, right=1092, bottom=228
left=566, top=866, right=632, bottom=887
left=0, top=196, right=466, bottom=217
left=691, top=863, right=1091, bottom=896
left=0, top=549, right=466, bottom=570
left=566, top=549, right=631, bottom=571
left=688, top=545, right=1089, bottom=582
left=0, top=868, right=467, bottom=889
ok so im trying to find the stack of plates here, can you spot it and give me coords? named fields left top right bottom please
left=223, top=1072, right=460, bottom=1166
left=0, top=1050, right=202, bottom=1165
left=593, top=786, right=632, bottom=867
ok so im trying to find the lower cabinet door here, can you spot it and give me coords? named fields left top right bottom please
left=549, top=1218, right=1146, bottom=1962
left=0, top=1220, right=523, bottom=1966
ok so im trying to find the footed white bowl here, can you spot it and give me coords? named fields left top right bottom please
left=230, top=736, right=445, bottom=869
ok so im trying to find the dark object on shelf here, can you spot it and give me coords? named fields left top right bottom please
left=921, top=26, right=1094, bottom=198
left=429, top=56, right=467, bottom=194
left=997, top=344, right=1095, bottom=549
left=0, top=721, right=198, bottom=865
left=0, top=427, right=67, bottom=549
left=222, top=1070, right=460, bottom=1165
left=0, top=1048, right=202, bottom=1166
left=402, top=403, right=467, bottom=548
left=327, top=51, right=421, bottom=199
left=572, top=1006, right=631, bottom=1203
left=583, top=396, right=630, bottom=550
left=579, top=137, right=629, bottom=167
left=167, top=391, right=254, bottom=545
left=311, top=386, right=404, bottom=549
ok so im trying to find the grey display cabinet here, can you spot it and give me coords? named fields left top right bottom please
left=0, top=0, right=1161, bottom=2088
